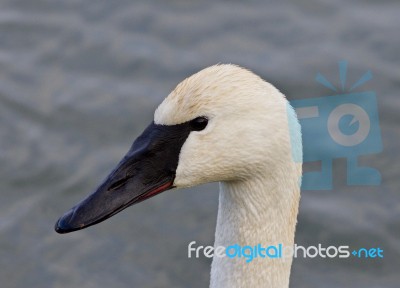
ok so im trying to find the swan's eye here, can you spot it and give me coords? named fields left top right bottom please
left=190, top=116, right=208, bottom=131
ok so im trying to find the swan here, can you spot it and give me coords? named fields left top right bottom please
left=55, top=64, right=302, bottom=288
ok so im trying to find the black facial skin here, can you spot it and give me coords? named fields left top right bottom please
left=55, top=117, right=208, bottom=234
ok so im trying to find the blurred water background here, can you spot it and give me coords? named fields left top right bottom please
left=0, top=0, right=399, bottom=287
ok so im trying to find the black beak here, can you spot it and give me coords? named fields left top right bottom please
left=55, top=121, right=192, bottom=234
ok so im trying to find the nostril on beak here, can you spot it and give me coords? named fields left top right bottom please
left=107, top=175, right=133, bottom=191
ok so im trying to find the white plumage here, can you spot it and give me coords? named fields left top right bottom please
left=155, top=64, right=302, bottom=288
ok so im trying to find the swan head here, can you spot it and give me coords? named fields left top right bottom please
left=55, top=64, right=301, bottom=233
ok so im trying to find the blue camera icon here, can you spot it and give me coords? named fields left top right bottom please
left=288, top=61, right=382, bottom=190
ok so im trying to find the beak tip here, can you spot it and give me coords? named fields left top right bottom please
left=54, top=209, right=77, bottom=234
left=54, top=220, right=66, bottom=234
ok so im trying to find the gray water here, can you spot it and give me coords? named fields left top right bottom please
left=1, top=0, right=399, bottom=287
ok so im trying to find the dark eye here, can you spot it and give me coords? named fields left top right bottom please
left=190, top=116, right=208, bottom=131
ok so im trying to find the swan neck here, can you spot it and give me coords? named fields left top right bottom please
left=210, top=175, right=300, bottom=288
